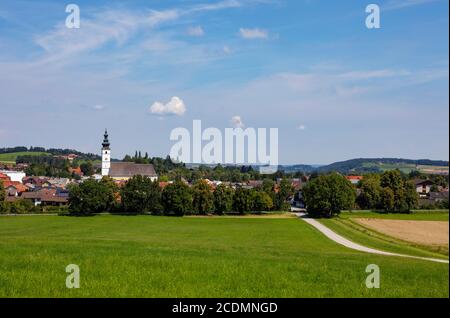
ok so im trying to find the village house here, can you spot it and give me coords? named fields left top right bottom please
left=19, top=188, right=68, bottom=207
left=346, top=176, right=363, bottom=185
left=4, top=182, right=28, bottom=197
left=414, top=179, right=435, bottom=197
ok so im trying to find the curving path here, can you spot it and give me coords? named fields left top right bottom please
left=296, top=213, right=449, bottom=264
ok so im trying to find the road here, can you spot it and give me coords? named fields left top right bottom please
left=296, top=213, right=449, bottom=264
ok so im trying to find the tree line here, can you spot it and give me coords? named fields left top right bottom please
left=67, top=176, right=295, bottom=216
left=303, top=170, right=419, bottom=218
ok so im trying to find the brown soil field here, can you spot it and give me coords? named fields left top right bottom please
left=355, top=218, right=449, bottom=246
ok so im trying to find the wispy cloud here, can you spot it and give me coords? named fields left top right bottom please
left=186, top=26, right=205, bottom=37
left=383, top=0, right=442, bottom=11
left=239, top=27, right=268, bottom=39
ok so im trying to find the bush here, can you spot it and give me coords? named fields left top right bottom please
left=9, top=199, right=34, bottom=214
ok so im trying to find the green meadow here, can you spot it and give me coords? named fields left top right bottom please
left=0, top=215, right=448, bottom=298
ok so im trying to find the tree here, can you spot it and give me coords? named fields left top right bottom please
left=80, top=162, right=95, bottom=176
left=274, top=179, right=294, bottom=211
left=120, top=175, right=162, bottom=214
left=192, top=180, right=214, bottom=215
left=381, top=187, right=395, bottom=212
left=404, top=180, right=419, bottom=211
left=252, top=191, right=273, bottom=212
left=357, top=174, right=382, bottom=209
left=380, top=170, right=412, bottom=212
left=68, top=177, right=117, bottom=215
left=213, top=184, right=234, bottom=214
left=303, top=173, right=356, bottom=218
left=233, top=188, right=252, bottom=214
left=162, top=181, right=192, bottom=216
left=262, top=179, right=275, bottom=193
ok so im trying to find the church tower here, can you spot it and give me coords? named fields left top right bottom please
left=101, top=129, right=111, bottom=176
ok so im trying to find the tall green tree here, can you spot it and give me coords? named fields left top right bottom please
left=357, top=174, right=382, bottom=209
left=120, top=175, right=162, bottom=214
left=192, top=180, right=214, bottom=215
left=213, top=184, right=234, bottom=214
left=162, top=181, right=192, bottom=216
left=404, top=180, right=419, bottom=211
left=381, top=170, right=412, bottom=212
left=381, top=187, right=395, bottom=212
left=80, top=162, right=95, bottom=176
left=303, top=173, right=356, bottom=218
left=233, top=188, right=253, bottom=214
left=252, top=191, right=274, bottom=212
left=68, top=177, right=118, bottom=215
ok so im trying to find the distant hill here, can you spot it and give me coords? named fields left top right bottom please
left=280, top=158, right=449, bottom=175
left=318, top=158, right=448, bottom=174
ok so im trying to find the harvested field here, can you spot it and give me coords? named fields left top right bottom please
left=355, top=219, right=449, bottom=246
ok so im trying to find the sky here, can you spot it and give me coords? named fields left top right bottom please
left=0, top=0, right=448, bottom=165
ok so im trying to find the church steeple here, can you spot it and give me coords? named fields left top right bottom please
left=101, top=129, right=111, bottom=176
left=102, top=129, right=110, bottom=149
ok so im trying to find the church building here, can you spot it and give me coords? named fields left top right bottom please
left=101, top=130, right=158, bottom=181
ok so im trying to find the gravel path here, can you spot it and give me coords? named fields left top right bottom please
left=297, top=213, right=449, bottom=264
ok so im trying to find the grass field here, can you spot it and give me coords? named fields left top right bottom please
left=0, top=215, right=448, bottom=298
left=0, top=151, right=49, bottom=163
left=340, top=210, right=449, bottom=221
left=361, top=162, right=449, bottom=174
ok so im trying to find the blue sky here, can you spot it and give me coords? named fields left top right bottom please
left=0, top=0, right=448, bottom=164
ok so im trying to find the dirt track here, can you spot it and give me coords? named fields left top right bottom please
left=355, top=218, right=449, bottom=246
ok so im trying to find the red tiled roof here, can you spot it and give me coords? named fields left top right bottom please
left=0, top=173, right=11, bottom=181
left=346, top=176, right=363, bottom=180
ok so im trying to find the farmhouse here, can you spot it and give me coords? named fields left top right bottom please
left=346, top=175, right=363, bottom=185
left=100, top=130, right=158, bottom=181
left=414, top=179, right=434, bottom=197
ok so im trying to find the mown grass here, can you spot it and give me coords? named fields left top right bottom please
left=0, top=215, right=448, bottom=298
left=320, top=217, right=449, bottom=258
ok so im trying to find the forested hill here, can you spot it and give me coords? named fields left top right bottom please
left=316, top=158, right=449, bottom=174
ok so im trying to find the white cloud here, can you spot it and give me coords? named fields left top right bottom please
left=149, top=96, right=186, bottom=116
left=186, top=26, right=205, bottom=37
left=239, top=28, right=268, bottom=39
left=297, top=124, right=306, bottom=131
left=231, top=116, right=245, bottom=128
